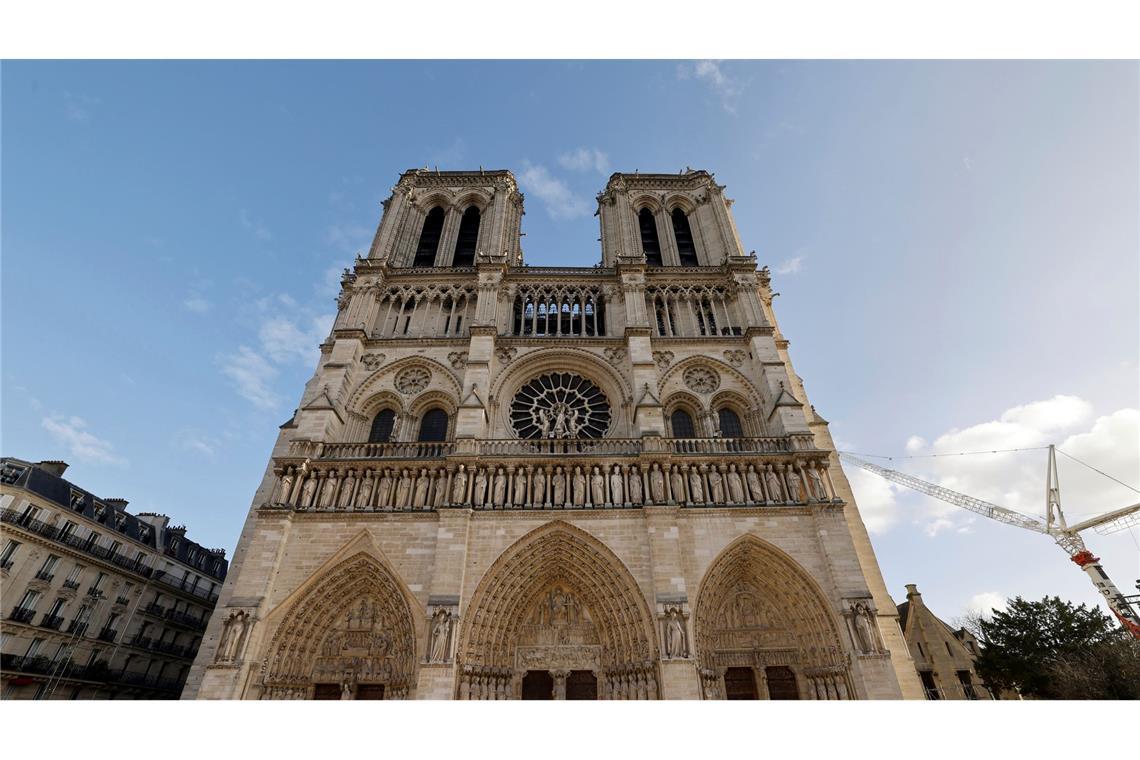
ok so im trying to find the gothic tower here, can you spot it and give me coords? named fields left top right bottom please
left=183, top=168, right=924, bottom=700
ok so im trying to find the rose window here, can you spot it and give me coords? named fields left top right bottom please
left=509, top=372, right=611, bottom=439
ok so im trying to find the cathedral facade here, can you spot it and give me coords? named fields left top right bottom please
left=182, top=168, right=924, bottom=700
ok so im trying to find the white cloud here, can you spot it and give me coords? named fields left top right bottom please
left=846, top=467, right=902, bottom=534
left=326, top=223, right=373, bottom=253
left=775, top=256, right=803, bottom=275
left=183, top=293, right=212, bottom=313
left=63, top=91, right=100, bottom=122
left=518, top=163, right=592, bottom=220
left=259, top=314, right=333, bottom=365
left=967, top=591, right=1008, bottom=617
left=175, top=430, right=220, bottom=458
left=240, top=210, right=272, bottom=241
left=859, top=396, right=1139, bottom=537
left=42, top=415, right=126, bottom=466
left=219, top=346, right=280, bottom=410
left=678, top=60, right=742, bottom=114
left=558, top=147, right=610, bottom=175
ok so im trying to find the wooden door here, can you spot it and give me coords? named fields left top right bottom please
left=312, top=683, right=341, bottom=700
left=566, top=670, right=597, bottom=700
left=521, top=670, right=553, bottom=700
left=356, top=684, right=385, bottom=700
left=765, top=666, right=799, bottom=700
left=724, top=667, right=758, bottom=700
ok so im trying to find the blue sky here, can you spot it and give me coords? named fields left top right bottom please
left=3, top=60, right=1137, bottom=624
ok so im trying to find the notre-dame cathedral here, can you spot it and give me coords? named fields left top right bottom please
left=182, top=168, right=924, bottom=700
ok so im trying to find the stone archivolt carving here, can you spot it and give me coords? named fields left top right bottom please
left=447, top=351, right=467, bottom=370
left=259, top=553, right=416, bottom=700
left=394, top=366, right=431, bottom=395
left=495, top=346, right=518, bottom=365
left=603, top=347, right=625, bottom=366
left=509, top=372, right=611, bottom=440
left=456, top=523, right=658, bottom=699
left=693, top=536, right=852, bottom=700
left=360, top=353, right=386, bottom=371
left=683, top=365, right=721, bottom=394
left=652, top=350, right=674, bottom=369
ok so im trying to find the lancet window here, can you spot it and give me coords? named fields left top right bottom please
left=639, top=208, right=663, bottom=267
left=374, top=285, right=476, bottom=339
left=413, top=207, right=446, bottom=267
left=511, top=285, right=606, bottom=337
left=453, top=206, right=480, bottom=267
left=646, top=285, right=739, bottom=338
left=671, top=208, right=699, bottom=266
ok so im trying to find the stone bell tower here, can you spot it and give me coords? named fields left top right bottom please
left=183, top=167, right=923, bottom=701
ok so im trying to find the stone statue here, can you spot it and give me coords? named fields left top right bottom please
left=377, top=469, right=394, bottom=508
left=664, top=608, right=687, bottom=658
left=429, top=608, right=452, bottom=663
left=320, top=471, right=338, bottom=508
left=649, top=463, right=666, bottom=504
left=338, top=470, right=357, bottom=508
left=492, top=467, right=507, bottom=507
left=572, top=466, right=587, bottom=506
left=472, top=467, right=488, bottom=507
left=532, top=466, right=547, bottom=506
left=727, top=464, right=745, bottom=504
left=413, top=468, right=431, bottom=507
left=708, top=466, right=725, bottom=504
left=688, top=468, right=705, bottom=503
left=628, top=465, right=642, bottom=505
left=786, top=468, right=805, bottom=503
left=451, top=465, right=468, bottom=505
left=591, top=466, right=606, bottom=506
left=276, top=469, right=295, bottom=505
left=513, top=469, right=527, bottom=506
left=808, top=465, right=828, bottom=501
left=850, top=601, right=880, bottom=654
left=670, top=465, right=685, bottom=504
left=765, top=466, right=784, bottom=502
left=300, top=473, right=318, bottom=508
left=394, top=468, right=412, bottom=508
left=432, top=472, right=447, bottom=507
left=357, top=470, right=375, bottom=508
left=552, top=466, right=566, bottom=506
left=745, top=464, right=764, bottom=504
left=608, top=465, right=624, bottom=505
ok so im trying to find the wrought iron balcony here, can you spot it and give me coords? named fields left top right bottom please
left=151, top=571, right=219, bottom=602
left=0, top=508, right=155, bottom=579
left=114, top=595, right=131, bottom=606
left=164, top=607, right=208, bottom=631
left=34, top=570, right=55, bottom=582
left=39, top=614, right=65, bottom=630
left=67, top=620, right=89, bottom=636
left=62, top=579, right=81, bottom=590
left=1, top=559, right=13, bottom=571
left=97, top=627, right=118, bottom=642
left=9, top=607, right=36, bottom=624
left=86, top=586, right=105, bottom=598
left=143, top=602, right=167, bottom=618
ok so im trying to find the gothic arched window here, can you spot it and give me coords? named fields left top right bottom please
left=639, top=208, right=663, bottom=266
left=672, top=208, right=698, bottom=266
left=717, top=408, right=744, bottom=438
left=413, top=207, right=446, bottom=267
left=417, top=408, right=449, bottom=442
left=670, top=409, right=696, bottom=438
left=368, top=409, right=396, bottom=443
left=452, top=206, right=480, bottom=267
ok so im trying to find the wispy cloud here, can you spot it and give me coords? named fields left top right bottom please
left=677, top=60, right=742, bottom=114
left=967, top=591, right=1007, bottom=618
left=776, top=256, right=804, bottom=275
left=219, top=346, right=281, bottom=410
left=259, top=314, right=334, bottom=365
left=42, top=414, right=126, bottom=466
left=240, top=210, right=272, bottom=241
left=518, top=163, right=591, bottom=220
left=63, top=91, right=100, bottom=122
left=326, top=223, right=373, bottom=253
left=558, top=147, right=610, bottom=175
left=183, top=293, right=212, bottom=313
left=174, top=430, right=221, bottom=458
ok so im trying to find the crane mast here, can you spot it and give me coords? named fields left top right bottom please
left=839, top=448, right=1140, bottom=639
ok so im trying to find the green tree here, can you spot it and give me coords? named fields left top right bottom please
left=972, top=595, right=1138, bottom=699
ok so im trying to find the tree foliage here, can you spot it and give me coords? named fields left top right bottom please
left=972, top=595, right=1139, bottom=699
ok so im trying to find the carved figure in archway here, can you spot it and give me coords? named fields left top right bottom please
left=591, top=466, right=606, bottom=506
left=451, top=465, right=468, bottom=504
left=532, top=466, right=547, bottom=506
left=377, top=469, right=394, bottom=509
left=492, top=468, right=507, bottom=507
left=808, top=465, right=828, bottom=501
left=745, top=464, right=763, bottom=503
left=276, top=469, right=296, bottom=505
left=429, top=607, right=453, bottom=663
left=664, top=607, right=688, bottom=658
left=726, top=464, right=745, bottom=504
left=572, top=466, right=587, bottom=506
left=688, top=468, right=705, bottom=503
left=786, top=468, right=805, bottom=503
left=764, top=466, right=784, bottom=503
left=473, top=468, right=488, bottom=507
left=338, top=470, right=357, bottom=508
left=649, top=463, right=666, bottom=504
left=708, top=466, right=725, bottom=504
left=300, top=474, right=318, bottom=508
left=357, top=470, right=375, bottom=508
left=320, top=471, right=339, bottom=508
left=670, top=465, right=685, bottom=504
left=395, top=469, right=412, bottom=508
left=552, top=466, right=566, bottom=506
left=628, top=466, right=642, bottom=505
left=513, top=469, right=527, bottom=505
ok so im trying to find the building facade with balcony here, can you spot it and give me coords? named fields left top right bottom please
left=183, top=168, right=924, bottom=700
left=0, top=458, right=227, bottom=699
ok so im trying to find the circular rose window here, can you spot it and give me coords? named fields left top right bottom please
left=509, top=372, right=611, bottom=439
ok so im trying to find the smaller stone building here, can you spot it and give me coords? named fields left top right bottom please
left=896, top=584, right=997, bottom=700
left=1, top=457, right=228, bottom=699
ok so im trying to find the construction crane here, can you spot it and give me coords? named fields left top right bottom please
left=839, top=445, right=1140, bottom=639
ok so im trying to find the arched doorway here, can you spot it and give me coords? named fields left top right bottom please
left=457, top=522, right=658, bottom=699
left=259, top=551, right=418, bottom=699
left=694, top=535, right=853, bottom=700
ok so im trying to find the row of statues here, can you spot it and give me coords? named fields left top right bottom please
left=272, top=459, right=836, bottom=511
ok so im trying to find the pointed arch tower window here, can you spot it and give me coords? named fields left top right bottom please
left=368, top=409, right=396, bottom=443
left=452, top=206, right=480, bottom=267
left=413, top=207, right=446, bottom=267
left=639, top=208, right=663, bottom=266
left=671, top=208, right=698, bottom=266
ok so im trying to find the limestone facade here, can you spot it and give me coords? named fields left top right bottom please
left=896, top=584, right=1000, bottom=699
left=182, top=168, right=924, bottom=700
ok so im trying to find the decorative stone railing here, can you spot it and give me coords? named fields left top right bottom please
left=289, top=440, right=456, bottom=460
left=473, top=438, right=642, bottom=457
